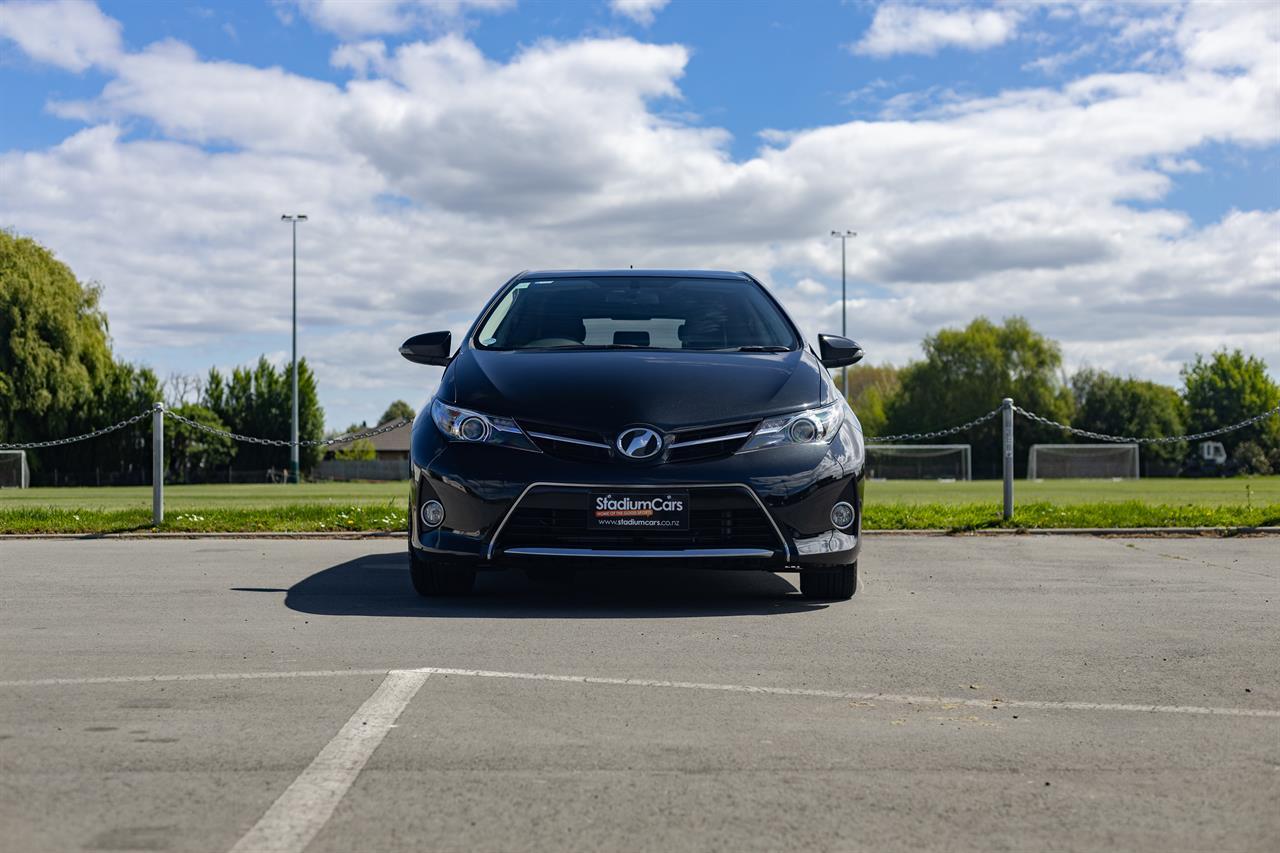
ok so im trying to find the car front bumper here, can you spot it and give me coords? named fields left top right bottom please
left=409, top=417, right=864, bottom=570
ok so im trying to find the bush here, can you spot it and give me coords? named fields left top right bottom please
left=1232, top=441, right=1272, bottom=476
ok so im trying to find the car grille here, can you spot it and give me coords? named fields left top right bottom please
left=493, top=486, right=782, bottom=552
left=667, top=420, right=758, bottom=462
left=519, top=420, right=612, bottom=462
left=518, top=419, right=758, bottom=463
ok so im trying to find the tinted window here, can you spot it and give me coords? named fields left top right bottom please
left=475, top=277, right=798, bottom=351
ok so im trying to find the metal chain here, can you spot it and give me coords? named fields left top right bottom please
left=9, top=401, right=1275, bottom=452
left=162, top=409, right=411, bottom=447
left=1014, top=404, right=1280, bottom=445
left=0, top=410, right=153, bottom=450
left=867, top=407, right=1002, bottom=443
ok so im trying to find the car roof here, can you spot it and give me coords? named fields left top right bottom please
left=519, top=269, right=752, bottom=281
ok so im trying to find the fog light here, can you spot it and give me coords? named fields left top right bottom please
left=789, top=417, right=818, bottom=443
left=421, top=499, right=445, bottom=528
left=458, top=416, right=488, bottom=441
left=830, top=501, right=854, bottom=529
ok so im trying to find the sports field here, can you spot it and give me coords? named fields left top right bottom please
left=0, top=477, right=1277, bottom=533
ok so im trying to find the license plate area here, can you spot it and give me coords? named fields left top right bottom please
left=589, top=492, right=689, bottom=531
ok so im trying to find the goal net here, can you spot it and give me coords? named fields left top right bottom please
left=0, top=450, right=29, bottom=488
left=865, top=444, right=971, bottom=480
left=1027, top=444, right=1139, bottom=479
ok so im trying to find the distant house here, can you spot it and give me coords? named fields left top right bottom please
left=367, top=421, right=411, bottom=460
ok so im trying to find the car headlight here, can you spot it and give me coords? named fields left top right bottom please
left=430, top=399, right=540, bottom=452
left=738, top=400, right=844, bottom=453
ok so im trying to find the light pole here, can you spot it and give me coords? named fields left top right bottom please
left=281, top=214, right=307, bottom=484
left=830, top=230, right=857, bottom=398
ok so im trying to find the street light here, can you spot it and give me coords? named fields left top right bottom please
left=281, top=214, right=308, bottom=484
left=830, top=229, right=857, bottom=398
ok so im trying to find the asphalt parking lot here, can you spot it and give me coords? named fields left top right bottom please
left=1, top=536, right=1277, bottom=852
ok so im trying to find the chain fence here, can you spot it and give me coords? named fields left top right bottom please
left=863, top=403, right=1280, bottom=445
left=161, top=409, right=411, bottom=448
left=867, top=408, right=1002, bottom=443
left=1011, top=404, right=1280, bottom=445
left=3, top=400, right=1278, bottom=524
left=0, top=410, right=153, bottom=451
left=2, top=400, right=1277, bottom=453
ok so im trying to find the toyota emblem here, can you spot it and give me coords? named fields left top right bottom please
left=616, top=427, right=663, bottom=460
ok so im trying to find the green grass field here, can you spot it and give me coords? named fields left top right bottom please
left=3, top=477, right=1277, bottom=509
left=0, top=482, right=405, bottom=510
left=869, top=476, right=1280, bottom=505
left=0, top=477, right=1277, bottom=534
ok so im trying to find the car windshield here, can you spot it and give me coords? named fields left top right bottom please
left=474, top=276, right=799, bottom=351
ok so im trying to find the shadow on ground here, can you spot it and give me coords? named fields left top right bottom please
left=277, top=550, right=826, bottom=619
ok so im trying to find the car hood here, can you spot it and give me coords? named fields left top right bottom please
left=446, top=348, right=826, bottom=432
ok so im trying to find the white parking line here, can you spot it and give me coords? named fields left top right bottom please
left=1, top=665, right=1276, bottom=719
left=410, top=667, right=1280, bottom=719
left=0, top=669, right=389, bottom=688
left=227, top=669, right=430, bottom=853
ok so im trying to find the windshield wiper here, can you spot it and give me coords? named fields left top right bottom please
left=734, top=346, right=791, bottom=352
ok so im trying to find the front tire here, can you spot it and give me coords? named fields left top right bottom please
left=409, top=548, right=476, bottom=596
left=799, top=562, right=857, bottom=600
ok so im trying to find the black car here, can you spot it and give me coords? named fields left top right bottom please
left=400, top=270, right=866, bottom=600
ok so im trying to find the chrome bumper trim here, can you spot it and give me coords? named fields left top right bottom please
left=503, top=547, right=775, bottom=559
left=485, top=481, right=791, bottom=562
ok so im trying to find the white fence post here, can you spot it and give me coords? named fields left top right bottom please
left=1002, top=397, right=1014, bottom=521
left=152, top=402, right=164, bottom=526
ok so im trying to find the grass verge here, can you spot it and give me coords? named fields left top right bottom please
left=1, top=500, right=1276, bottom=535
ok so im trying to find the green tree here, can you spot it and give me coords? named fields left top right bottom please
left=0, top=231, right=162, bottom=483
left=884, top=317, right=1073, bottom=477
left=837, top=365, right=900, bottom=438
left=1070, top=369, right=1186, bottom=473
left=379, top=400, right=416, bottom=424
left=334, top=438, right=377, bottom=461
left=204, top=356, right=325, bottom=475
left=0, top=230, right=114, bottom=446
left=1181, top=350, right=1280, bottom=455
left=165, top=403, right=236, bottom=482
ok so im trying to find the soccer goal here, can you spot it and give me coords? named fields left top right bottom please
left=865, top=444, right=972, bottom=480
left=0, top=450, right=30, bottom=488
left=1027, top=444, right=1139, bottom=479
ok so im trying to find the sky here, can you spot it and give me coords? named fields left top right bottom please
left=1, top=0, right=1277, bottom=432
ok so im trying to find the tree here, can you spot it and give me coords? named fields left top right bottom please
left=204, top=356, right=325, bottom=475
left=166, top=403, right=236, bottom=481
left=334, top=438, right=377, bottom=461
left=0, top=230, right=114, bottom=447
left=1181, top=350, right=1280, bottom=456
left=380, top=400, right=416, bottom=424
left=837, top=365, right=899, bottom=438
left=1070, top=369, right=1186, bottom=473
left=0, top=230, right=162, bottom=483
left=884, top=317, right=1073, bottom=477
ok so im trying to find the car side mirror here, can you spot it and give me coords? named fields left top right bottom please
left=818, top=334, right=863, bottom=368
left=400, top=331, right=453, bottom=366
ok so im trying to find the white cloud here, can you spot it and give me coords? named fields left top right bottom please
left=0, top=0, right=1277, bottom=428
left=286, top=0, right=515, bottom=37
left=0, top=0, right=121, bottom=71
left=853, top=3, right=1020, bottom=57
left=611, top=0, right=671, bottom=27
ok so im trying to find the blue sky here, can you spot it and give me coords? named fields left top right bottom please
left=1, top=0, right=1277, bottom=430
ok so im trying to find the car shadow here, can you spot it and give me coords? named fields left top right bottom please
left=280, top=550, right=827, bottom=618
